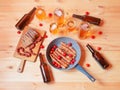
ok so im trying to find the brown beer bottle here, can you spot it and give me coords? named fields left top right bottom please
left=15, top=7, right=36, bottom=30
left=72, top=14, right=102, bottom=26
left=86, top=44, right=109, bottom=69
left=39, top=53, right=51, bottom=83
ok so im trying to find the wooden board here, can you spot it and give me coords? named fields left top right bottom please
left=14, top=26, right=46, bottom=62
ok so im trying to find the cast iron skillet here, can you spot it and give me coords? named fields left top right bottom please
left=46, top=37, right=95, bottom=82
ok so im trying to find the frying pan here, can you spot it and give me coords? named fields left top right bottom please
left=46, top=37, right=95, bottom=82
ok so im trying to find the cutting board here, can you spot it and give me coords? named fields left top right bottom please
left=14, top=26, right=46, bottom=62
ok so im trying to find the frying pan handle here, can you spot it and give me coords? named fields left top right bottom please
left=75, top=65, right=96, bottom=82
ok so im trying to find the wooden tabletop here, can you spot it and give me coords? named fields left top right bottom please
left=0, top=0, right=120, bottom=90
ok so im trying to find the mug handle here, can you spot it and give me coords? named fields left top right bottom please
left=75, top=65, right=96, bottom=82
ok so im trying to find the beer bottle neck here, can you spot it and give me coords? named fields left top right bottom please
left=86, top=44, right=95, bottom=54
left=72, top=14, right=84, bottom=20
left=39, top=53, right=45, bottom=64
left=28, top=7, right=36, bottom=15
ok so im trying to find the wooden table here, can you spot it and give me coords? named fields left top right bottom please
left=0, top=0, right=120, bottom=90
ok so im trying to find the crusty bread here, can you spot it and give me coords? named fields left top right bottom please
left=21, top=29, right=39, bottom=47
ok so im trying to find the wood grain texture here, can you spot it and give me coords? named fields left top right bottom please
left=0, top=0, right=120, bottom=90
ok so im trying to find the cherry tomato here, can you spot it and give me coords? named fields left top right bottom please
left=48, top=13, right=53, bottom=18
left=53, top=45, right=57, bottom=49
left=54, top=63, right=58, bottom=67
left=52, top=61, right=56, bottom=65
left=69, top=54, right=73, bottom=57
left=85, top=11, right=90, bottom=16
left=91, top=35, right=96, bottom=39
left=51, top=48, right=55, bottom=51
left=17, top=31, right=21, bottom=34
left=58, top=56, right=61, bottom=60
left=98, top=31, right=103, bottom=35
left=57, top=65, right=61, bottom=68
left=50, top=50, right=54, bottom=54
left=63, top=52, right=67, bottom=57
left=39, top=23, right=43, bottom=27
left=97, top=47, right=102, bottom=51
left=40, top=45, right=44, bottom=49
left=86, top=64, right=90, bottom=67
left=70, top=59, right=75, bottom=64
left=68, top=43, right=72, bottom=46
